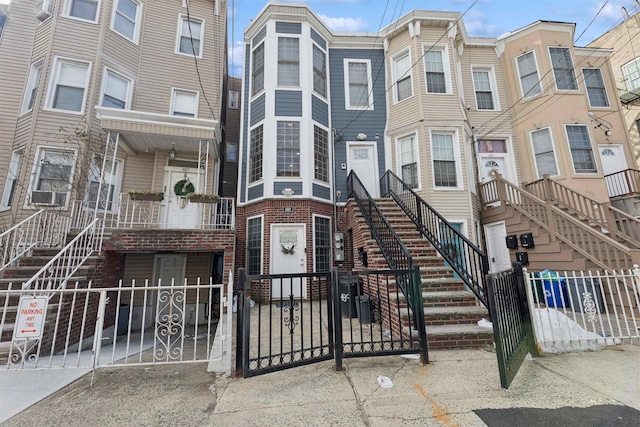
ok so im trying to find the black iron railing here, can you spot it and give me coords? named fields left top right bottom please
left=380, top=170, right=489, bottom=308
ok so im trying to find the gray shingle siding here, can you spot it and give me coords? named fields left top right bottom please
left=275, top=90, right=302, bottom=116
left=310, top=28, right=326, bottom=49
left=240, top=45, right=251, bottom=203
left=312, top=95, right=328, bottom=127
left=329, top=48, right=387, bottom=197
left=248, top=184, right=264, bottom=200
left=313, top=184, right=331, bottom=200
left=250, top=94, right=266, bottom=126
left=275, top=22, right=301, bottom=34
left=274, top=182, right=303, bottom=195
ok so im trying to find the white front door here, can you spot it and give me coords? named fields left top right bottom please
left=599, top=144, right=628, bottom=197
left=163, top=169, right=200, bottom=229
left=348, top=143, right=379, bottom=197
left=484, top=222, right=511, bottom=273
left=479, top=157, right=507, bottom=183
left=270, top=224, right=306, bottom=299
left=477, top=139, right=514, bottom=183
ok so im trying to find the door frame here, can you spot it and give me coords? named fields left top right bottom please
left=270, top=223, right=307, bottom=299
left=476, top=136, right=517, bottom=183
left=484, top=220, right=511, bottom=274
left=346, top=140, right=380, bottom=198
left=162, top=166, right=201, bottom=228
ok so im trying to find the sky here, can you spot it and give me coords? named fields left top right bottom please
left=227, top=0, right=640, bottom=76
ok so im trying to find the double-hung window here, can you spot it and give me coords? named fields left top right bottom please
left=314, top=216, right=331, bottom=272
left=393, top=50, right=412, bottom=102
left=516, top=51, right=542, bottom=98
left=432, top=133, right=458, bottom=188
left=249, top=125, right=263, bottom=183
left=345, top=60, right=372, bottom=109
left=622, top=58, right=640, bottom=92
left=1, top=150, right=23, bottom=209
left=176, top=15, right=203, bottom=57
left=278, top=37, right=299, bottom=86
left=247, top=216, right=263, bottom=275
left=314, top=126, right=329, bottom=183
left=21, top=61, right=43, bottom=114
left=31, top=148, right=75, bottom=206
left=313, top=45, right=326, bottom=97
left=424, top=48, right=448, bottom=94
left=549, top=47, right=577, bottom=90
left=252, top=43, right=264, bottom=95
left=101, top=69, right=132, bottom=109
left=47, top=58, right=90, bottom=113
left=171, top=89, right=198, bottom=117
left=66, top=0, right=99, bottom=22
left=565, top=125, right=597, bottom=173
left=87, top=156, right=121, bottom=211
left=228, top=90, right=239, bottom=109
left=472, top=68, right=497, bottom=110
left=530, top=128, right=558, bottom=177
left=277, top=121, right=300, bottom=177
left=111, top=0, right=141, bottom=43
left=398, top=135, right=418, bottom=189
left=583, top=68, right=609, bottom=107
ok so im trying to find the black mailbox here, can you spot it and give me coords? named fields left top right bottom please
left=505, top=235, right=518, bottom=249
left=519, top=232, right=534, bottom=248
left=515, top=252, right=529, bottom=265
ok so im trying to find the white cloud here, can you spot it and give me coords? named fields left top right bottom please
left=228, top=40, right=244, bottom=77
left=318, top=14, right=368, bottom=32
left=463, top=11, right=501, bottom=37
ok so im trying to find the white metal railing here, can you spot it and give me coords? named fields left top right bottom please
left=70, top=194, right=235, bottom=231
left=525, top=267, right=640, bottom=354
left=0, top=210, right=70, bottom=274
left=21, top=218, right=100, bottom=291
left=1, top=276, right=229, bottom=371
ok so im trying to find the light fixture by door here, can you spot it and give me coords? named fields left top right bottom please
left=169, top=143, right=177, bottom=160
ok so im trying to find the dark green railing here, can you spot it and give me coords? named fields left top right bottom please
left=380, top=170, right=489, bottom=308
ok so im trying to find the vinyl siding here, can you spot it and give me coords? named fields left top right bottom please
left=275, top=22, right=301, bottom=34
left=310, top=28, right=325, bottom=49
left=274, top=181, right=302, bottom=195
left=250, top=93, right=266, bottom=125
left=252, top=26, right=266, bottom=45
left=311, top=95, right=328, bottom=127
left=248, top=183, right=263, bottom=200
left=240, top=45, right=250, bottom=202
left=275, top=90, right=302, bottom=117
left=312, top=183, right=330, bottom=200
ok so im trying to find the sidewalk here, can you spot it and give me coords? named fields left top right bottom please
left=3, top=345, right=640, bottom=426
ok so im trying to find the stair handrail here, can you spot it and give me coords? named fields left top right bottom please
left=604, top=169, right=640, bottom=198
left=21, top=217, right=101, bottom=291
left=481, top=175, right=639, bottom=271
left=0, top=209, right=70, bottom=274
left=381, top=170, right=489, bottom=308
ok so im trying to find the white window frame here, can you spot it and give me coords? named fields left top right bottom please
left=515, top=50, right=542, bottom=99
left=27, top=146, right=77, bottom=208
left=251, top=42, right=265, bottom=97
left=248, top=124, right=263, bottom=183
left=228, top=89, right=239, bottom=109
left=1, top=150, right=24, bottom=210
left=44, top=57, right=92, bottom=115
left=582, top=67, right=610, bottom=108
left=246, top=214, right=264, bottom=275
left=85, top=156, right=124, bottom=212
left=548, top=46, right=578, bottom=91
left=622, top=57, right=640, bottom=92
left=175, top=14, right=204, bottom=58
left=20, top=60, right=44, bottom=115
left=170, top=88, right=199, bottom=117
left=564, top=124, right=598, bottom=175
left=529, top=127, right=560, bottom=178
left=429, top=129, right=463, bottom=191
left=277, top=36, right=300, bottom=87
left=312, top=214, right=332, bottom=273
left=312, top=43, right=327, bottom=99
left=344, top=59, right=373, bottom=110
left=99, top=67, right=133, bottom=110
left=423, top=45, right=452, bottom=95
left=110, top=0, right=142, bottom=44
left=63, top=0, right=101, bottom=23
left=392, top=49, right=413, bottom=103
left=471, top=65, right=500, bottom=111
left=396, top=133, right=420, bottom=190
left=313, top=124, right=330, bottom=184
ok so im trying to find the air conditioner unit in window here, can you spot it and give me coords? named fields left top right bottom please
left=31, top=190, right=66, bottom=206
left=35, top=0, right=53, bottom=21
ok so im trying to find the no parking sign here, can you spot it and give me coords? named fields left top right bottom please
left=13, top=296, right=47, bottom=339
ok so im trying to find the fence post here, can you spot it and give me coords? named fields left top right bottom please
left=235, top=268, right=245, bottom=377
left=513, top=262, right=538, bottom=357
left=91, top=290, right=107, bottom=371
left=412, top=266, right=429, bottom=364
left=542, top=174, right=553, bottom=201
left=331, top=269, right=343, bottom=371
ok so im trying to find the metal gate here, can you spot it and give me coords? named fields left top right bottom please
left=487, top=263, right=538, bottom=388
left=236, top=267, right=428, bottom=378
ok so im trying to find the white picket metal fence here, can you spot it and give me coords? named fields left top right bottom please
left=0, top=275, right=233, bottom=373
left=524, top=267, right=640, bottom=353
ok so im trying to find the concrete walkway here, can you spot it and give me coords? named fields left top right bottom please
left=3, top=345, right=640, bottom=426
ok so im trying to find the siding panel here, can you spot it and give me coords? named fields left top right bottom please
left=248, top=184, right=263, bottom=200
left=240, top=45, right=251, bottom=202
left=275, top=90, right=302, bottom=117
left=310, top=28, right=326, bottom=49
left=275, top=22, right=301, bottom=34
left=312, top=183, right=330, bottom=200
left=311, top=95, right=328, bottom=126
left=250, top=93, right=266, bottom=125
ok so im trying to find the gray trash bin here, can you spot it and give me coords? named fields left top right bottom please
left=117, top=305, right=130, bottom=336
left=356, top=295, right=376, bottom=324
left=566, top=278, right=604, bottom=313
left=339, top=275, right=361, bottom=318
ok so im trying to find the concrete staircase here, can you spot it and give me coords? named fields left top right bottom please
left=349, top=198, right=493, bottom=349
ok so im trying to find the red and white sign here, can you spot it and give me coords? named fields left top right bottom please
left=13, top=296, right=47, bottom=339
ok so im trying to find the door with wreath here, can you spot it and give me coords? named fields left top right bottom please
left=270, top=224, right=306, bottom=299
left=163, top=169, right=201, bottom=229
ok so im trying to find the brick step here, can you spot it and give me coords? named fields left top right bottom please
left=404, top=324, right=494, bottom=349
left=391, top=290, right=479, bottom=307
left=0, top=276, right=90, bottom=291
left=16, top=255, right=101, bottom=268
left=2, top=265, right=96, bottom=280
left=400, top=305, right=487, bottom=326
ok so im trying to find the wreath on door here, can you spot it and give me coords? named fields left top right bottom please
left=174, top=179, right=195, bottom=196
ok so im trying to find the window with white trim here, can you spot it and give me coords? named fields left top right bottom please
left=47, top=58, right=90, bottom=113
left=100, top=69, right=132, bottom=109
left=249, top=125, right=263, bottom=182
left=65, top=0, right=100, bottom=22
left=472, top=68, right=498, bottom=110
left=86, top=156, right=122, bottom=211
left=171, top=89, right=198, bottom=117
left=252, top=43, right=264, bottom=96
left=432, top=133, right=458, bottom=188
left=622, top=58, right=640, bottom=92
left=228, top=90, right=239, bottom=109
left=516, top=51, right=542, bottom=98
left=398, top=135, right=418, bottom=189
left=278, top=37, right=299, bottom=86
left=345, top=59, right=372, bottom=109
left=176, top=15, right=203, bottom=57
left=226, top=142, right=237, bottom=163
left=530, top=128, right=558, bottom=177
left=30, top=148, right=75, bottom=206
left=247, top=216, right=263, bottom=275
left=314, top=126, right=328, bottom=182
left=424, top=48, right=449, bottom=94
left=277, top=121, right=300, bottom=177
left=565, top=125, right=597, bottom=173
left=314, top=216, right=331, bottom=272
left=21, top=61, right=43, bottom=114
left=393, top=50, right=412, bottom=102
left=313, top=45, right=326, bottom=97
left=111, top=0, right=141, bottom=43
left=583, top=68, right=609, bottom=107
left=1, top=150, right=23, bottom=209
left=549, top=47, right=577, bottom=90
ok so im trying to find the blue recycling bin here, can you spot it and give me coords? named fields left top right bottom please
left=540, top=269, right=568, bottom=308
